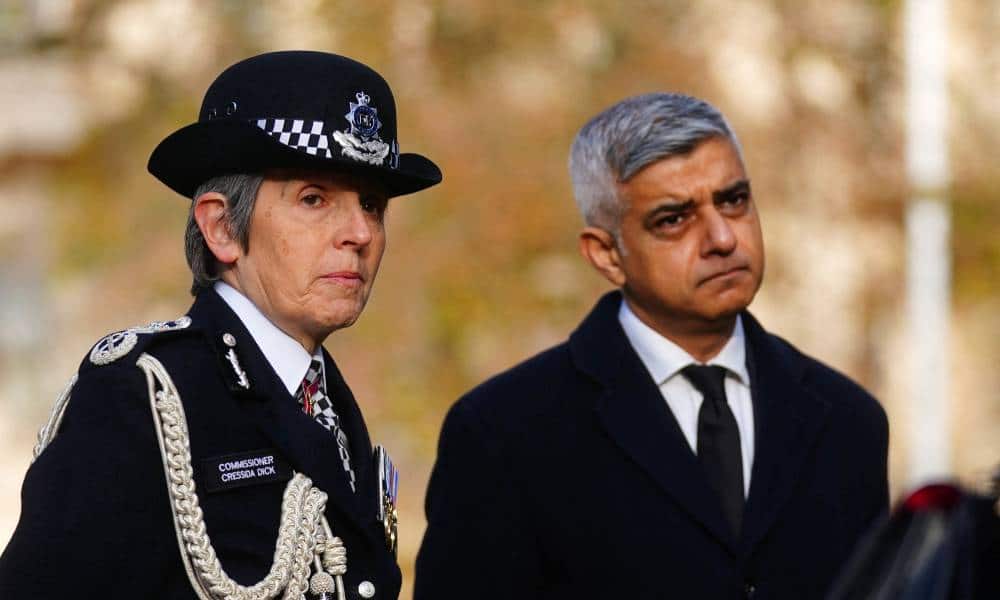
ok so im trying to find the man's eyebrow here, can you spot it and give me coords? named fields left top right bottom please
left=712, top=179, right=751, bottom=202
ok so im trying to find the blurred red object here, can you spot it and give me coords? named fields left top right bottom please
left=826, top=479, right=1000, bottom=599
left=903, top=484, right=963, bottom=512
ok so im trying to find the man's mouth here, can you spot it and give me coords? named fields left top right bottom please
left=699, top=265, right=749, bottom=285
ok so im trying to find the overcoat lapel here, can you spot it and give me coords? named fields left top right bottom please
left=739, top=312, right=831, bottom=555
left=571, top=292, right=738, bottom=554
left=187, top=290, right=371, bottom=532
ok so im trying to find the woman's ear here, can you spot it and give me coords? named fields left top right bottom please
left=193, top=192, right=240, bottom=265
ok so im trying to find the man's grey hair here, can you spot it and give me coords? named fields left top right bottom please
left=184, top=173, right=264, bottom=295
left=568, top=93, right=741, bottom=237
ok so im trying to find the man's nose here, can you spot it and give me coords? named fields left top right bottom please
left=701, top=207, right=737, bottom=255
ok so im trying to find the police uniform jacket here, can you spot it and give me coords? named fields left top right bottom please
left=415, top=291, right=889, bottom=600
left=0, top=288, right=399, bottom=599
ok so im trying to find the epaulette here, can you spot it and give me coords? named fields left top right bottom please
left=36, top=315, right=196, bottom=462
left=85, top=316, right=195, bottom=368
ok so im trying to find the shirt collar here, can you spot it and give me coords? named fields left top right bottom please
left=618, top=299, right=749, bottom=385
left=214, top=281, right=314, bottom=396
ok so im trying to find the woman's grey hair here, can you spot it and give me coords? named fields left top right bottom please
left=568, top=93, right=741, bottom=237
left=184, top=173, right=264, bottom=295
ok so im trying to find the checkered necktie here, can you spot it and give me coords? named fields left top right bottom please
left=297, top=358, right=357, bottom=493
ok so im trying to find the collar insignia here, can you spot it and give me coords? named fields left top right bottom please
left=221, top=332, right=250, bottom=389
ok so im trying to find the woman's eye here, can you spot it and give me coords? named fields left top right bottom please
left=361, top=195, right=386, bottom=215
left=301, top=194, right=323, bottom=207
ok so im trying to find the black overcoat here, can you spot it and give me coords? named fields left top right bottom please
left=0, top=289, right=399, bottom=599
left=415, top=291, right=889, bottom=600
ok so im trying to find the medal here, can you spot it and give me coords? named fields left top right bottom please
left=374, top=445, right=399, bottom=556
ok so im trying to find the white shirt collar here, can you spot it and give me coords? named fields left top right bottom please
left=618, top=299, right=749, bottom=386
left=214, top=281, right=315, bottom=396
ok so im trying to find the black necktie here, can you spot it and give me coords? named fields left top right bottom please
left=682, top=364, right=744, bottom=537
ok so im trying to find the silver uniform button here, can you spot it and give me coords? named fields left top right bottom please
left=358, top=580, right=376, bottom=598
left=222, top=333, right=237, bottom=347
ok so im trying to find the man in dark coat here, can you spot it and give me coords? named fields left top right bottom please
left=414, top=93, right=888, bottom=599
left=0, top=51, right=440, bottom=600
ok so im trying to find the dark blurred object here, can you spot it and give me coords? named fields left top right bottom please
left=827, top=475, right=1000, bottom=600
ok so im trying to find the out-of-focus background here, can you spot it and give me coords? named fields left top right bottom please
left=0, top=0, right=997, bottom=595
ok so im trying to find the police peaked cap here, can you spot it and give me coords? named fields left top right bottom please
left=149, top=51, right=442, bottom=198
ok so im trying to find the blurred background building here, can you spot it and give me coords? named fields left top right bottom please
left=0, top=0, right=997, bottom=595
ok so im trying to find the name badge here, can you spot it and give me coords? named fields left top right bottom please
left=200, top=449, right=293, bottom=494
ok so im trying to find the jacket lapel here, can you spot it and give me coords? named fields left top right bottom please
left=322, top=349, right=380, bottom=536
left=187, top=290, right=369, bottom=530
left=739, top=312, right=831, bottom=555
left=571, top=292, right=738, bottom=554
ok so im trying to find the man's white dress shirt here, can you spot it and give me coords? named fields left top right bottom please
left=618, top=300, right=755, bottom=497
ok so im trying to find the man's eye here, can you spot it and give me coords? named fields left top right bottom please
left=656, top=213, right=686, bottom=228
left=719, top=192, right=750, bottom=207
left=717, top=192, right=750, bottom=213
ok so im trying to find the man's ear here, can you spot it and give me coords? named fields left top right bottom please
left=193, top=192, right=240, bottom=265
left=579, top=226, right=626, bottom=287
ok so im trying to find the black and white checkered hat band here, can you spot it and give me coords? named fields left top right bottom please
left=253, top=117, right=399, bottom=168
left=256, top=118, right=333, bottom=158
